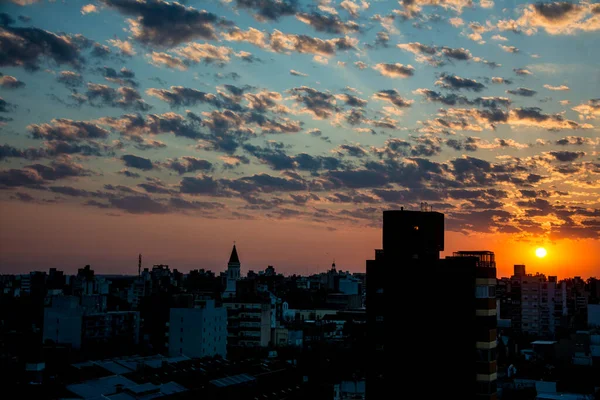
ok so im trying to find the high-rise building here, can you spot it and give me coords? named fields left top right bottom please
left=366, top=209, right=444, bottom=399
left=366, top=210, right=498, bottom=399
left=449, top=251, right=498, bottom=399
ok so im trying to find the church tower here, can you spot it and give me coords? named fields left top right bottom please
left=224, top=244, right=240, bottom=298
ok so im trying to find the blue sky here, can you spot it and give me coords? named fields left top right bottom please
left=1, top=0, right=599, bottom=275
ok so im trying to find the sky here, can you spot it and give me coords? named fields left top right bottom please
left=0, top=0, right=599, bottom=278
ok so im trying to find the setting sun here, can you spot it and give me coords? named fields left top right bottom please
left=536, top=247, right=548, bottom=258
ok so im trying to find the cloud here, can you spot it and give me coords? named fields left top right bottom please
left=513, top=68, right=532, bottom=75
left=0, top=75, right=25, bottom=89
left=572, top=99, right=600, bottom=120
left=288, top=86, right=339, bottom=119
left=543, top=84, right=569, bottom=91
left=109, top=195, right=169, bottom=214
left=397, top=42, right=495, bottom=67
left=0, top=25, right=82, bottom=70
left=435, top=73, right=486, bottom=92
left=56, top=70, right=83, bottom=88
left=548, top=150, right=585, bottom=162
left=313, top=55, right=329, bottom=64
left=341, top=0, right=369, bottom=18
left=491, top=77, right=512, bottom=84
left=224, top=28, right=357, bottom=57
left=169, top=197, right=225, bottom=211
left=491, top=34, right=508, bottom=41
left=233, top=0, right=298, bottom=21
left=91, top=43, right=112, bottom=58
left=180, top=175, right=222, bottom=195
left=28, top=119, right=110, bottom=142
left=121, top=154, right=154, bottom=170
left=147, top=52, right=187, bottom=70
left=372, top=89, right=413, bottom=108
left=499, top=44, right=519, bottom=53
left=163, top=157, right=213, bottom=174
left=86, top=83, right=150, bottom=111
left=147, top=86, right=219, bottom=108
left=296, top=12, right=360, bottom=34
left=509, top=2, right=600, bottom=35
left=506, top=87, right=537, bottom=97
left=101, top=0, right=231, bottom=47
left=372, top=63, right=415, bottom=78
left=290, top=69, right=308, bottom=77
left=175, top=42, right=233, bottom=65
left=107, top=39, right=136, bottom=56
left=335, top=93, right=368, bottom=107
left=354, top=61, right=368, bottom=69
left=222, top=27, right=268, bottom=48
left=118, top=169, right=141, bottom=178
left=0, top=157, right=90, bottom=187
left=395, top=0, right=476, bottom=19
left=100, top=67, right=138, bottom=87
left=81, top=4, right=98, bottom=14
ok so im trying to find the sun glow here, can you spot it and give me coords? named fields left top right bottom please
left=535, top=247, right=547, bottom=258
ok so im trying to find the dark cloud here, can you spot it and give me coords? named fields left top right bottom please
left=548, top=151, right=585, bottom=162
left=147, top=86, right=220, bottom=108
left=169, top=197, right=225, bottom=210
left=0, top=144, right=45, bottom=160
left=506, top=87, right=537, bottom=97
left=0, top=25, right=82, bottom=70
left=0, top=97, right=15, bottom=113
left=109, top=195, right=169, bottom=214
left=0, top=158, right=90, bottom=187
left=327, top=170, right=389, bottom=189
left=224, top=173, right=306, bottom=193
left=436, top=73, right=486, bottom=92
left=91, top=43, right=112, bottom=58
left=288, top=86, right=339, bottom=119
left=373, top=63, right=415, bottom=78
left=0, top=168, right=44, bottom=187
left=296, top=12, right=359, bottom=34
left=373, top=89, right=413, bottom=108
left=180, top=175, right=222, bottom=195
left=86, top=83, right=151, bottom=111
left=555, top=136, right=589, bottom=146
left=101, top=66, right=138, bottom=87
left=29, top=119, right=110, bottom=142
left=118, top=169, right=141, bottom=178
left=121, top=154, right=154, bottom=170
left=100, top=0, right=231, bottom=47
left=164, top=157, right=213, bottom=174
left=234, top=0, right=298, bottom=21
left=56, top=71, right=83, bottom=88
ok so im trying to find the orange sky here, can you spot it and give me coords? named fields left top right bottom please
left=1, top=201, right=598, bottom=279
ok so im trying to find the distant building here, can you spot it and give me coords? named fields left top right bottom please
left=43, top=295, right=139, bottom=354
left=223, top=245, right=241, bottom=299
left=168, top=299, right=227, bottom=358
left=223, top=302, right=271, bottom=347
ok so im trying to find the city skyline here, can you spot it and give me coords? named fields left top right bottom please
left=1, top=0, right=599, bottom=278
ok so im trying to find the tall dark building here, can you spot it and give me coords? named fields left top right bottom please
left=366, top=209, right=444, bottom=399
left=366, top=210, right=497, bottom=399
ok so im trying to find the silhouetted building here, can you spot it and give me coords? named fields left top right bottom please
left=366, top=210, right=498, bottom=399
left=224, top=244, right=241, bottom=299
left=366, top=209, right=444, bottom=399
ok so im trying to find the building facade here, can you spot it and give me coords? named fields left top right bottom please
left=168, top=300, right=227, bottom=358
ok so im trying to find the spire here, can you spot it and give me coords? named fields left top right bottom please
left=229, top=244, right=240, bottom=264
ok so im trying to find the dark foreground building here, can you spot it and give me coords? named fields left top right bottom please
left=366, top=209, right=497, bottom=399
